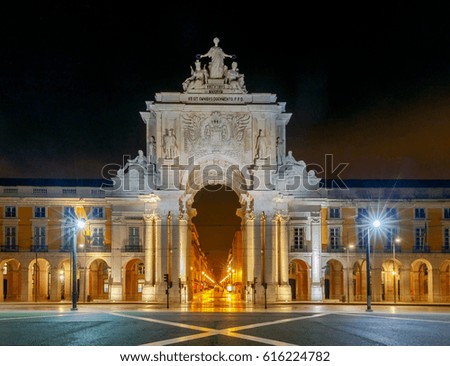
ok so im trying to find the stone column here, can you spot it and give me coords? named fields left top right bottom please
left=310, top=214, right=322, bottom=301
left=20, top=267, right=29, bottom=302
left=432, top=268, right=440, bottom=303
left=244, top=211, right=255, bottom=303
left=179, top=213, right=189, bottom=301
left=142, top=215, right=156, bottom=301
left=49, top=266, right=60, bottom=301
left=110, top=216, right=124, bottom=301
left=372, top=265, right=382, bottom=302
left=253, top=211, right=263, bottom=303
left=399, top=265, right=411, bottom=302
left=277, top=214, right=291, bottom=301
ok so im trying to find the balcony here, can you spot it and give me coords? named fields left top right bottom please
left=383, top=245, right=402, bottom=253
left=290, top=245, right=308, bottom=253
left=30, top=245, right=48, bottom=252
left=413, top=245, right=431, bottom=253
left=0, top=245, right=19, bottom=252
left=327, top=246, right=344, bottom=253
left=122, top=245, right=143, bottom=252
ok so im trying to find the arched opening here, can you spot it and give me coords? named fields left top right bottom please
left=190, top=184, right=241, bottom=303
left=324, top=259, right=344, bottom=301
left=353, top=261, right=365, bottom=301
left=28, top=258, right=51, bottom=301
left=289, top=259, right=309, bottom=300
left=381, top=259, right=401, bottom=302
left=439, top=261, right=450, bottom=302
left=88, top=259, right=110, bottom=301
left=57, top=259, right=72, bottom=301
left=124, top=259, right=145, bottom=301
left=0, top=259, right=21, bottom=301
left=411, top=260, right=433, bottom=302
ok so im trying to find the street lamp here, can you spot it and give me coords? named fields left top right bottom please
left=71, top=218, right=85, bottom=311
left=366, top=219, right=381, bottom=312
left=346, top=244, right=354, bottom=303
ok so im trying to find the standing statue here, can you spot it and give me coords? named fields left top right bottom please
left=162, top=129, right=178, bottom=159
left=276, top=137, right=284, bottom=166
left=148, top=136, right=157, bottom=165
left=198, top=37, right=235, bottom=79
left=255, top=129, right=267, bottom=160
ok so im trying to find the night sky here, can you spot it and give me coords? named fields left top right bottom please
left=1, top=2, right=449, bottom=180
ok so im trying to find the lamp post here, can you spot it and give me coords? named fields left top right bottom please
left=366, top=219, right=381, bottom=312
left=346, top=244, right=354, bottom=304
left=71, top=218, right=85, bottom=311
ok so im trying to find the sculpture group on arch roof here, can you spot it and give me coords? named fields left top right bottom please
left=182, top=37, right=247, bottom=93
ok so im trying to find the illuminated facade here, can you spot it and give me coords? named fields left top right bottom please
left=1, top=39, right=449, bottom=304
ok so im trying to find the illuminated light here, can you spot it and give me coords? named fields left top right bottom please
left=395, top=237, right=401, bottom=243
left=77, top=219, right=86, bottom=230
left=372, top=219, right=381, bottom=228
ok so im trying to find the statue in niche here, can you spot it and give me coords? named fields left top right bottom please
left=276, top=137, right=284, bottom=166
left=197, top=37, right=235, bottom=79
left=117, top=149, right=148, bottom=176
left=148, top=135, right=157, bottom=165
left=254, top=129, right=267, bottom=160
left=162, top=129, right=178, bottom=159
left=225, top=61, right=246, bottom=92
left=182, top=59, right=208, bottom=91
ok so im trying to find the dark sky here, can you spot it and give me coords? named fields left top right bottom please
left=1, top=1, right=449, bottom=180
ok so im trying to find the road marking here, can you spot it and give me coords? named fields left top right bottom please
left=110, top=312, right=329, bottom=346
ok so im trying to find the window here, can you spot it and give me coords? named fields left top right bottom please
left=444, top=208, right=450, bottom=219
left=357, top=227, right=368, bottom=249
left=92, top=227, right=104, bottom=246
left=103, top=279, right=109, bottom=293
left=5, top=206, right=16, bottom=218
left=137, top=278, right=145, bottom=293
left=137, top=263, right=145, bottom=275
left=91, top=207, right=104, bottom=219
left=129, top=227, right=140, bottom=247
left=415, top=227, right=426, bottom=249
left=357, top=208, right=368, bottom=219
left=414, top=208, right=426, bottom=219
left=329, top=227, right=341, bottom=249
left=5, top=227, right=17, bottom=248
left=292, top=227, right=305, bottom=251
left=62, top=225, right=73, bottom=250
left=444, top=228, right=449, bottom=250
left=34, top=227, right=46, bottom=249
left=329, top=208, right=341, bottom=219
left=385, top=227, right=398, bottom=249
left=385, top=208, right=397, bottom=220
left=63, top=206, right=75, bottom=219
left=34, top=206, right=46, bottom=218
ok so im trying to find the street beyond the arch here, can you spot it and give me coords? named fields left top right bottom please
left=1, top=294, right=449, bottom=346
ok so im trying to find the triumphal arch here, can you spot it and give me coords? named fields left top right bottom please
left=108, top=38, right=322, bottom=304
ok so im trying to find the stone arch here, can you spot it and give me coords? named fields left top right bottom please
left=324, top=259, right=344, bottom=301
left=124, top=258, right=145, bottom=301
left=289, top=259, right=310, bottom=300
left=411, top=259, right=433, bottom=302
left=183, top=154, right=248, bottom=196
left=56, top=259, right=72, bottom=301
left=439, top=260, right=450, bottom=302
left=88, top=258, right=110, bottom=301
left=28, top=257, right=51, bottom=301
left=381, top=259, right=402, bottom=302
left=0, top=258, right=21, bottom=301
